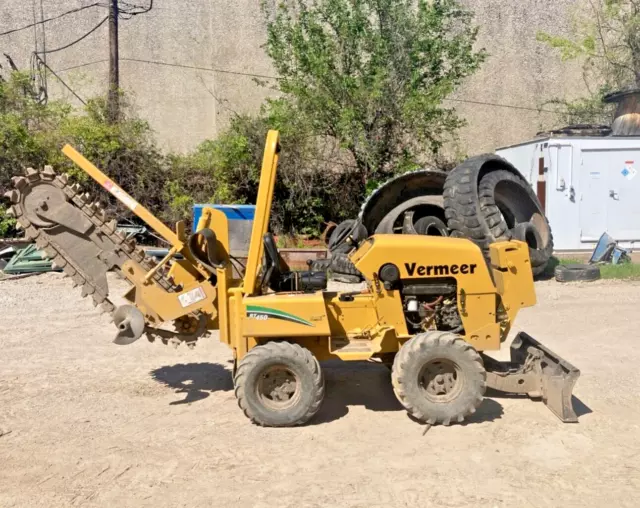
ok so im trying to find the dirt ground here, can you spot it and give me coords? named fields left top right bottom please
left=1, top=273, right=639, bottom=508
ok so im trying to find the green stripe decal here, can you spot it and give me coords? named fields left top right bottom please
left=246, top=305, right=313, bottom=327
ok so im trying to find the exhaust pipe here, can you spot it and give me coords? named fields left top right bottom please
left=604, top=89, right=640, bottom=136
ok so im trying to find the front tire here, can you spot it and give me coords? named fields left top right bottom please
left=392, top=331, right=486, bottom=426
left=234, top=342, right=324, bottom=427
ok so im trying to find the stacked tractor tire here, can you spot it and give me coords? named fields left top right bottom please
left=324, top=154, right=553, bottom=279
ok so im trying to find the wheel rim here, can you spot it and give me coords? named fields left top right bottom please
left=418, top=359, right=463, bottom=403
left=256, top=365, right=301, bottom=410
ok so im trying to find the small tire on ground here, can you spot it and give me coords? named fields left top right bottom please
left=554, top=264, right=601, bottom=283
left=234, top=342, right=324, bottom=427
left=392, top=331, right=486, bottom=426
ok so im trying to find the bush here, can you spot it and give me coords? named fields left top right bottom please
left=0, top=70, right=169, bottom=233
left=166, top=99, right=362, bottom=235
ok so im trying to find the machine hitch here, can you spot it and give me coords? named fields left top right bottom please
left=484, top=332, right=581, bottom=422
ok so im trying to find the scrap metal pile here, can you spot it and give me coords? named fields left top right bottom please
left=323, top=154, right=553, bottom=279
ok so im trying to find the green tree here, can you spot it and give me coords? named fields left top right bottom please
left=263, top=0, right=486, bottom=183
left=537, top=0, right=640, bottom=124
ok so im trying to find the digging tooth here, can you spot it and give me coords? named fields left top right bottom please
left=72, top=274, right=84, bottom=287
left=81, top=282, right=95, bottom=297
left=56, top=173, right=69, bottom=185
left=5, top=206, right=16, bottom=218
left=25, top=167, right=39, bottom=180
left=70, top=183, right=82, bottom=194
left=81, top=192, right=91, bottom=203
left=35, top=237, right=49, bottom=250
left=113, top=230, right=126, bottom=244
left=22, top=224, right=37, bottom=239
left=133, top=247, right=145, bottom=262
left=122, top=238, right=136, bottom=253
left=43, top=247, right=57, bottom=259
left=97, top=209, right=108, bottom=221
left=11, top=176, right=28, bottom=189
left=15, top=222, right=23, bottom=231
left=52, top=255, right=67, bottom=268
left=105, top=219, right=117, bottom=232
left=41, top=166, right=56, bottom=180
left=100, top=301, right=115, bottom=314
left=3, top=190, right=19, bottom=203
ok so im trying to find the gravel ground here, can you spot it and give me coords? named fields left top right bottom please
left=1, top=273, right=639, bottom=507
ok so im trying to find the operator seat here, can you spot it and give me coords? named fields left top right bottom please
left=262, top=233, right=328, bottom=293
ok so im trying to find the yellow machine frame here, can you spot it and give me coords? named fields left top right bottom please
left=50, top=129, right=580, bottom=425
left=63, top=130, right=537, bottom=364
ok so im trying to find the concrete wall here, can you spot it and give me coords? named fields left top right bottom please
left=1, top=0, right=588, bottom=155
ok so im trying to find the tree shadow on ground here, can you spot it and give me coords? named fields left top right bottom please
left=310, top=361, right=504, bottom=426
left=150, top=362, right=233, bottom=405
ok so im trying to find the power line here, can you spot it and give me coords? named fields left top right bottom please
left=444, top=97, right=560, bottom=114
left=33, top=54, right=87, bottom=105
left=0, top=3, right=104, bottom=37
left=39, top=16, right=109, bottom=55
left=58, top=57, right=282, bottom=80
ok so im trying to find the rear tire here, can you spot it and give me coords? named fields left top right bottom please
left=443, top=155, right=554, bottom=275
left=478, top=170, right=553, bottom=273
left=392, top=331, right=486, bottom=425
left=234, top=342, right=324, bottom=427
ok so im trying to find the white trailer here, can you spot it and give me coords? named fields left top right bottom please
left=496, top=136, right=640, bottom=251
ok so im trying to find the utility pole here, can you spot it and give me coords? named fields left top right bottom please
left=108, top=0, right=119, bottom=123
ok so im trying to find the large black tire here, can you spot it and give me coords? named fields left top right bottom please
left=414, top=216, right=449, bottom=236
left=375, top=196, right=446, bottom=234
left=555, top=264, right=601, bottom=282
left=328, top=220, right=368, bottom=254
left=444, top=155, right=554, bottom=271
left=234, top=342, right=324, bottom=427
left=392, top=331, right=486, bottom=426
left=477, top=170, right=553, bottom=274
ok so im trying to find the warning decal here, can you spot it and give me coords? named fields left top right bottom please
left=622, top=161, right=637, bottom=181
left=178, top=287, right=207, bottom=308
left=103, top=180, right=139, bottom=211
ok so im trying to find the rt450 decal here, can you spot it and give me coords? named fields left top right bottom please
left=246, top=305, right=313, bottom=327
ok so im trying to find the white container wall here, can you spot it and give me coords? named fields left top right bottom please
left=496, top=136, right=640, bottom=251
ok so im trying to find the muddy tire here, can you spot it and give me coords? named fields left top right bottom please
left=329, top=252, right=363, bottom=282
left=310, top=258, right=332, bottom=272
left=392, top=331, right=486, bottom=426
left=555, top=264, right=601, bottom=283
left=234, top=342, right=324, bottom=427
